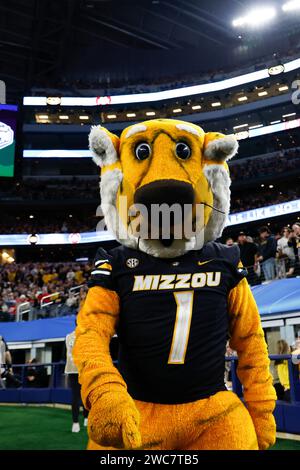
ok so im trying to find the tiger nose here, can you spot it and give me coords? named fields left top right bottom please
left=134, top=179, right=194, bottom=209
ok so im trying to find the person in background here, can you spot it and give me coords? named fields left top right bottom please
left=225, top=237, right=234, bottom=247
left=291, top=222, right=300, bottom=266
left=0, top=335, right=21, bottom=388
left=237, top=231, right=259, bottom=285
left=65, top=328, right=88, bottom=433
left=224, top=342, right=237, bottom=391
left=25, top=358, right=48, bottom=388
left=275, top=339, right=291, bottom=402
left=277, top=227, right=296, bottom=278
left=257, top=226, right=277, bottom=281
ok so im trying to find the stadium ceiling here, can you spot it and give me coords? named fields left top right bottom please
left=1, top=0, right=300, bottom=103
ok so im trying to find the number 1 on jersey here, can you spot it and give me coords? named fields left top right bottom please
left=168, top=291, right=194, bottom=365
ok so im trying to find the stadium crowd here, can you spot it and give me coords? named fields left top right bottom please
left=0, top=262, right=89, bottom=322
left=230, top=147, right=300, bottom=183
left=225, top=222, right=300, bottom=285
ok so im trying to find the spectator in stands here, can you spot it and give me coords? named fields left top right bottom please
left=225, top=237, right=234, bottom=247
left=237, top=231, right=259, bottom=285
left=274, top=340, right=291, bottom=402
left=257, top=226, right=277, bottom=281
left=277, top=227, right=296, bottom=278
left=291, top=222, right=300, bottom=261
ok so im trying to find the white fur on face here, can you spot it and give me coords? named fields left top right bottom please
left=203, top=164, right=231, bottom=242
left=176, top=123, right=201, bottom=137
left=125, top=124, right=147, bottom=139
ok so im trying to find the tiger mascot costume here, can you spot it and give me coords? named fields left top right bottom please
left=73, top=119, right=276, bottom=450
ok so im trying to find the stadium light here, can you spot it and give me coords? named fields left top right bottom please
left=232, top=7, right=277, bottom=28
left=107, top=114, right=117, bottom=119
left=249, top=124, right=263, bottom=129
left=238, top=96, right=248, bottom=101
left=146, top=111, right=156, bottom=116
left=282, top=112, right=296, bottom=118
left=282, top=1, right=300, bottom=12
left=270, top=120, right=281, bottom=124
left=233, top=123, right=248, bottom=129
left=278, top=85, right=289, bottom=91
left=173, top=108, right=182, bottom=113
left=258, top=91, right=268, bottom=96
left=127, top=113, right=136, bottom=117
left=27, top=233, right=39, bottom=245
left=79, top=115, right=89, bottom=120
left=211, top=102, right=221, bottom=107
left=59, top=115, right=69, bottom=120
left=192, top=105, right=201, bottom=110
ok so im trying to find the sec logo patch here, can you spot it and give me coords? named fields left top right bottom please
left=126, top=258, right=139, bottom=268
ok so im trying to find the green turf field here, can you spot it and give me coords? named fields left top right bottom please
left=0, top=405, right=300, bottom=450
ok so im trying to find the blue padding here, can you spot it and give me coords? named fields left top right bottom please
left=274, top=401, right=285, bottom=432
left=0, top=389, right=21, bottom=403
left=251, top=278, right=300, bottom=316
left=51, top=388, right=72, bottom=405
left=282, top=402, right=300, bottom=434
left=0, top=315, right=76, bottom=342
left=20, top=388, right=51, bottom=403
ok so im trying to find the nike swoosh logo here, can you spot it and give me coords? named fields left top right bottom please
left=198, top=259, right=214, bottom=266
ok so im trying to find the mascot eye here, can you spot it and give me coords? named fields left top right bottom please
left=175, top=142, right=191, bottom=160
left=135, top=143, right=151, bottom=161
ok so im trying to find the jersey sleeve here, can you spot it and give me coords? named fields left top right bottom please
left=88, top=247, right=115, bottom=291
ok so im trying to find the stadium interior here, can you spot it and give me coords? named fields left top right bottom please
left=1, top=0, right=300, bottom=452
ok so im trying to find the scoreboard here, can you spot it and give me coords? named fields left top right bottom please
left=0, top=104, right=18, bottom=177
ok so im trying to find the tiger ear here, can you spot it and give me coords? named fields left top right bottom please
left=89, top=125, right=120, bottom=167
left=203, top=132, right=238, bottom=162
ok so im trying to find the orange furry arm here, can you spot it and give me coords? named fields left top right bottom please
left=228, top=277, right=277, bottom=450
left=73, top=286, right=123, bottom=407
left=73, top=286, right=141, bottom=449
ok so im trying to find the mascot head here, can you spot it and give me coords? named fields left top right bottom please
left=90, top=119, right=238, bottom=258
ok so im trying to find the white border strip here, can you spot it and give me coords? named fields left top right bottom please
left=23, top=57, right=300, bottom=107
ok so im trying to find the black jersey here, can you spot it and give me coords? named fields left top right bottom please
left=89, top=242, right=246, bottom=404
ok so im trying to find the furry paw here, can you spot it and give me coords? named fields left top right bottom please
left=88, top=391, right=141, bottom=449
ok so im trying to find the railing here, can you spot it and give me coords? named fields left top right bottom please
left=16, top=302, right=32, bottom=322
left=40, top=292, right=63, bottom=309
left=69, top=285, right=85, bottom=297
